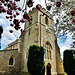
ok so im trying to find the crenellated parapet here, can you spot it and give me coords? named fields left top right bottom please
left=29, top=4, right=53, bottom=21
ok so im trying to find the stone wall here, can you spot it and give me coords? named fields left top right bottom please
left=0, top=49, right=21, bottom=75
left=5, top=39, right=20, bottom=50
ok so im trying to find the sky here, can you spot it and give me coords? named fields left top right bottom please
left=0, top=0, right=73, bottom=59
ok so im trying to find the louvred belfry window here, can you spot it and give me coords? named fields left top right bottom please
left=45, top=16, right=48, bottom=25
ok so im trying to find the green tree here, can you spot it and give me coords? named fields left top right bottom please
left=63, top=50, right=74, bottom=75
left=73, top=51, right=75, bottom=74
left=27, top=45, right=45, bottom=75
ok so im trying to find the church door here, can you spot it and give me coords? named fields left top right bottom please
left=47, top=63, right=51, bottom=75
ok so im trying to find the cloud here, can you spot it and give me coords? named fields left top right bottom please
left=1, top=25, right=21, bottom=46
left=1, top=37, right=13, bottom=45
left=57, top=33, right=73, bottom=60
left=2, top=31, right=16, bottom=40
left=58, top=33, right=72, bottom=48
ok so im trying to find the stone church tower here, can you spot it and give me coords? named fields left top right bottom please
left=0, top=4, right=64, bottom=75
left=20, top=5, right=64, bottom=75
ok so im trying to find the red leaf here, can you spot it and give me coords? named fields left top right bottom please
left=18, top=7, right=21, bottom=11
left=10, top=16, right=13, bottom=19
left=71, top=9, right=75, bottom=16
left=13, top=14, right=16, bottom=18
left=73, top=27, right=75, bottom=31
left=27, top=0, right=34, bottom=7
left=6, top=16, right=9, bottom=19
left=36, top=5, right=41, bottom=10
left=10, top=24, right=14, bottom=27
left=46, top=5, right=51, bottom=11
left=13, top=19, right=19, bottom=24
left=9, top=30, right=13, bottom=33
left=7, top=10, right=12, bottom=15
left=23, top=12, right=31, bottom=22
left=56, top=1, right=61, bottom=7
left=16, top=12, right=19, bottom=15
left=1, top=0, right=5, bottom=3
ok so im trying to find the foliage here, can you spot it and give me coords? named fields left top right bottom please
left=48, top=0, right=75, bottom=47
left=0, top=0, right=75, bottom=47
left=63, top=50, right=75, bottom=75
left=27, top=45, right=45, bottom=75
left=0, top=0, right=75, bottom=35
left=0, top=0, right=33, bottom=34
left=44, top=0, right=75, bottom=44
left=64, top=73, right=67, bottom=75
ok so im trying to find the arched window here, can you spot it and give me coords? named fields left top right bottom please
left=9, top=56, right=14, bottom=65
left=44, top=41, right=52, bottom=60
left=49, top=51, right=51, bottom=60
left=45, top=16, right=48, bottom=25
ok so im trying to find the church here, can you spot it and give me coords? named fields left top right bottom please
left=0, top=4, right=64, bottom=75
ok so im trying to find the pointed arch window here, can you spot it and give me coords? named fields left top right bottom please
left=44, top=41, right=52, bottom=60
left=9, top=56, right=13, bottom=65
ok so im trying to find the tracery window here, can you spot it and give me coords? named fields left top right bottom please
left=44, top=41, right=52, bottom=60
left=49, top=51, right=51, bottom=59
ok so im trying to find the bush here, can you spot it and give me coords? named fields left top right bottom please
left=63, top=50, right=74, bottom=75
left=27, top=45, right=45, bottom=75
left=64, top=73, right=67, bottom=75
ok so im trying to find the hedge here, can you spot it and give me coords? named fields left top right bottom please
left=27, top=45, right=45, bottom=75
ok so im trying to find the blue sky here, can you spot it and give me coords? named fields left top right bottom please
left=0, top=0, right=73, bottom=59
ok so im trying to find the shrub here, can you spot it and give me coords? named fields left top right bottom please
left=63, top=50, right=74, bottom=75
left=64, top=72, right=67, bottom=75
left=27, top=45, right=45, bottom=75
